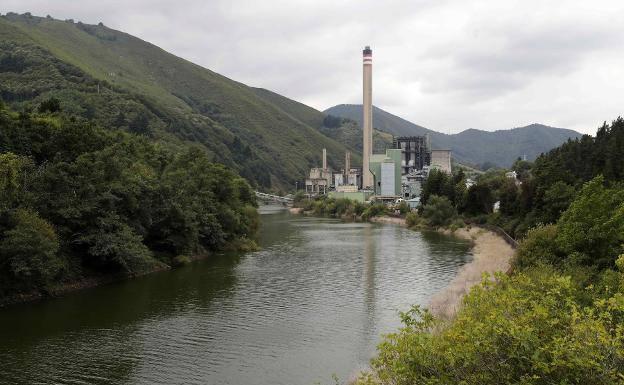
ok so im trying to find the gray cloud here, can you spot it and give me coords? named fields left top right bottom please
left=3, top=0, right=624, bottom=133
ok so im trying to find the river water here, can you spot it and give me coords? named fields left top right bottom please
left=0, top=205, right=471, bottom=385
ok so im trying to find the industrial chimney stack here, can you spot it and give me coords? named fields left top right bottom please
left=344, top=151, right=351, bottom=182
left=322, top=148, right=327, bottom=170
left=362, top=46, right=373, bottom=188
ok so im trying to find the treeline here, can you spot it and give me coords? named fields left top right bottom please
left=293, top=192, right=410, bottom=221
left=419, top=117, right=624, bottom=239
left=0, top=101, right=258, bottom=299
left=356, top=118, right=624, bottom=385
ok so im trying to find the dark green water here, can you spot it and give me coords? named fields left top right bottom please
left=0, top=205, right=471, bottom=385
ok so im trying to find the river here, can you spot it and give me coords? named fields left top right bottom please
left=0, top=205, right=472, bottom=385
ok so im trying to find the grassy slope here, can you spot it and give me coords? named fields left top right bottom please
left=0, top=14, right=353, bottom=188
left=325, top=104, right=583, bottom=168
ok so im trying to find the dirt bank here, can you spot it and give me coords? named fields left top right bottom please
left=368, top=216, right=406, bottom=225
left=428, top=227, right=514, bottom=319
left=369, top=215, right=515, bottom=319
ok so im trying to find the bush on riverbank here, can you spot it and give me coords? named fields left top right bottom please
left=356, top=263, right=624, bottom=385
left=421, top=195, right=457, bottom=227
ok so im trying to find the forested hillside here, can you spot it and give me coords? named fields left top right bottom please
left=325, top=104, right=582, bottom=168
left=0, top=100, right=259, bottom=302
left=0, top=13, right=354, bottom=190
left=357, top=117, right=624, bottom=384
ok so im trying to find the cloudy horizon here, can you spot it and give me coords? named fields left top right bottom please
left=4, top=0, right=624, bottom=134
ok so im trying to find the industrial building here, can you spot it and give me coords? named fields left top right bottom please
left=305, top=148, right=332, bottom=195
left=305, top=149, right=361, bottom=196
left=369, top=149, right=402, bottom=199
left=393, top=136, right=431, bottom=175
left=430, top=149, right=452, bottom=173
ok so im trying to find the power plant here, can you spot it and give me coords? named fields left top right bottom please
left=304, top=45, right=452, bottom=204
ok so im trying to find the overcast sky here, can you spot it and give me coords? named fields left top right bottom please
left=5, top=0, right=624, bottom=134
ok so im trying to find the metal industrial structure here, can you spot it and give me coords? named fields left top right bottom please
left=393, top=136, right=431, bottom=175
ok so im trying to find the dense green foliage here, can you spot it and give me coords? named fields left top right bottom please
left=295, top=196, right=368, bottom=219
left=325, top=104, right=581, bottom=168
left=357, top=117, right=624, bottom=385
left=421, top=195, right=456, bottom=227
left=358, top=265, right=624, bottom=385
left=0, top=13, right=355, bottom=190
left=0, top=104, right=257, bottom=298
left=419, top=117, right=624, bottom=240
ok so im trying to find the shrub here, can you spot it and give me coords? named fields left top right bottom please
left=397, top=201, right=409, bottom=215
left=361, top=203, right=387, bottom=221
left=405, top=212, right=421, bottom=228
left=172, top=254, right=191, bottom=267
left=357, top=268, right=624, bottom=385
left=422, top=195, right=456, bottom=227
left=38, top=97, right=61, bottom=113
left=513, top=224, right=561, bottom=270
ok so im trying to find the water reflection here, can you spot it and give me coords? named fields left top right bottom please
left=0, top=205, right=471, bottom=385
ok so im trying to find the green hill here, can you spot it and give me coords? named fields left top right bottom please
left=0, top=13, right=354, bottom=190
left=325, top=104, right=583, bottom=168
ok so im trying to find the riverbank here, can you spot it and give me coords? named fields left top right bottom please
left=428, top=226, right=514, bottom=318
left=0, top=238, right=258, bottom=308
left=370, top=215, right=515, bottom=318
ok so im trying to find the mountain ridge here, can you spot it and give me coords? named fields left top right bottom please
left=324, top=104, right=583, bottom=168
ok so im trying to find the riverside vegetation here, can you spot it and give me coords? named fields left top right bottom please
left=0, top=100, right=259, bottom=303
left=352, top=118, right=624, bottom=384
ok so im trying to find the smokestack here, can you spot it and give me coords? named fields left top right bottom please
left=322, top=148, right=327, bottom=170
left=362, top=46, right=373, bottom=188
left=345, top=151, right=351, bottom=181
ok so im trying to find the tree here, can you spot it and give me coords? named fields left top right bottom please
left=128, top=111, right=151, bottom=135
left=0, top=209, right=60, bottom=289
left=498, top=179, right=519, bottom=216
left=79, top=214, right=154, bottom=274
left=463, top=183, right=495, bottom=215
left=541, top=181, right=575, bottom=224
left=0, top=153, right=32, bottom=210
left=557, top=176, right=624, bottom=268
left=38, top=97, right=61, bottom=113
left=421, top=169, right=449, bottom=206
left=422, top=195, right=456, bottom=226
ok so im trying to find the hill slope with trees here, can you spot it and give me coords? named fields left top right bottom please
left=0, top=13, right=356, bottom=190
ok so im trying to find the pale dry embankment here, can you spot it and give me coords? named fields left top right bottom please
left=370, top=216, right=515, bottom=319
left=429, top=227, right=514, bottom=318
